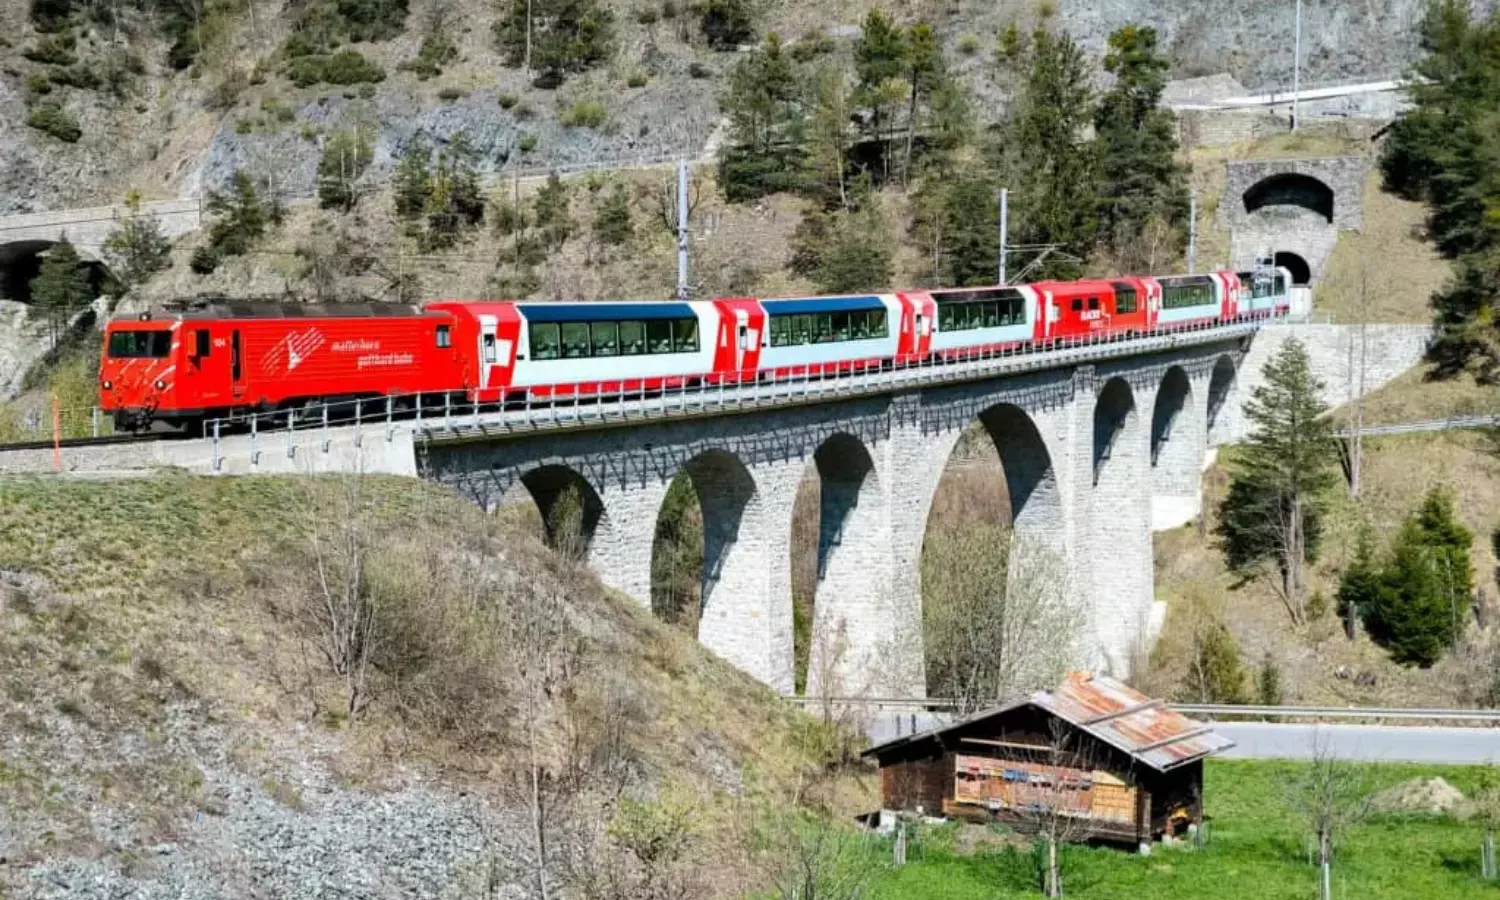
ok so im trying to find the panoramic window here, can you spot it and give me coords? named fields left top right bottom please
left=767, top=308, right=890, bottom=347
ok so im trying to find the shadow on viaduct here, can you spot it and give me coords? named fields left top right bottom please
left=422, top=341, right=1247, bottom=699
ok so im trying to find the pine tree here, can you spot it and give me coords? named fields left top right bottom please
left=1256, top=652, right=1284, bottom=706
left=101, top=196, right=173, bottom=291
left=592, top=183, right=632, bottom=247
left=1364, top=487, right=1472, bottom=666
left=1094, top=25, right=1188, bottom=270
left=393, top=140, right=433, bottom=220
left=901, top=21, right=944, bottom=183
left=422, top=136, right=485, bottom=249
left=1000, top=28, right=1099, bottom=280
left=1337, top=525, right=1382, bottom=639
left=29, top=237, right=92, bottom=349
left=717, top=33, right=805, bottom=201
left=852, top=9, right=906, bottom=181
left=204, top=171, right=272, bottom=259
left=1218, top=338, right=1338, bottom=624
left=809, top=194, right=893, bottom=294
left=533, top=172, right=574, bottom=252
left=493, top=0, right=615, bottom=85
left=316, top=126, right=375, bottom=212
left=696, top=0, right=755, bottom=50
left=1183, top=614, right=1248, bottom=704
left=804, top=63, right=855, bottom=210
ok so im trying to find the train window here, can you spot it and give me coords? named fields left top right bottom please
left=1088, top=297, right=1100, bottom=310
left=531, top=323, right=561, bottom=360
left=673, top=318, right=699, bottom=352
left=618, top=321, right=645, bottom=354
left=811, top=314, right=831, bottom=343
left=1071, top=298, right=1084, bottom=312
left=592, top=322, right=619, bottom=356
left=647, top=320, right=672, bottom=353
left=561, top=323, right=589, bottom=358
left=483, top=334, right=498, bottom=363
left=107, top=330, right=172, bottom=359
left=193, top=329, right=211, bottom=357
left=832, top=312, right=850, bottom=341
left=870, top=309, right=888, bottom=337
left=1115, top=288, right=1137, bottom=314
left=231, top=331, right=242, bottom=381
left=435, top=325, right=451, bottom=349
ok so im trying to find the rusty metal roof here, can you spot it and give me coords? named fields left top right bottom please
left=1031, top=672, right=1235, bottom=772
left=863, top=672, right=1234, bottom=772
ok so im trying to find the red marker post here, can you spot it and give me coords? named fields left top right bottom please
left=52, top=394, right=61, bottom=473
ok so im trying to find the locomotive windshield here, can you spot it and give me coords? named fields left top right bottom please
left=108, top=330, right=172, bottom=359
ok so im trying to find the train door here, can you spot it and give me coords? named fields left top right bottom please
left=186, top=324, right=230, bottom=407
left=1042, top=291, right=1057, bottom=340
left=911, top=293, right=934, bottom=357
left=734, top=309, right=760, bottom=372
left=477, top=314, right=510, bottom=391
left=230, top=329, right=245, bottom=401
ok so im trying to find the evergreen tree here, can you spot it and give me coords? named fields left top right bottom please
left=29, top=237, right=92, bottom=349
left=493, top=0, right=615, bottom=85
left=1182, top=612, right=1248, bottom=704
left=900, top=21, right=944, bottom=183
left=1094, top=25, right=1188, bottom=270
left=592, top=183, right=632, bottom=247
left=1218, top=338, right=1338, bottom=623
left=101, top=196, right=173, bottom=291
left=1364, top=487, right=1472, bottom=666
left=1379, top=1, right=1500, bottom=380
left=696, top=0, right=755, bottom=49
left=316, top=126, right=375, bottom=212
left=808, top=194, right=893, bottom=294
left=422, top=137, right=485, bottom=249
left=199, top=171, right=274, bottom=271
left=804, top=63, right=855, bottom=210
left=1337, top=525, right=1382, bottom=636
left=393, top=140, right=433, bottom=220
left=532, top=172, right=574, bottom=252
left=852, top=9, right=906, bottom=181
left=717, top=33, right=805, bottom=201
left=1000, top=28, right=1099, bottom=280
left=1255, top=652, right=1284, bottom=706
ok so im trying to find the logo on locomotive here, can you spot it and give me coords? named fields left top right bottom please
left=261, top=328, right=328, bottom=374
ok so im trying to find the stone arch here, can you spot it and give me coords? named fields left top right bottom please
left=1089, top=376, right=1151, bottom=674
left=1273, top=251, right=1312, bottom=286
left=649, top=449, right=760, bottom=639
left=0, top=238, right=113, bottom=303
left=1150, top=366, right=1203, bottom=530
left=518, top=464, right=607, bottom=558
left=1242, top=172, right=1335, bottom=224
left=799, top=432, right=891, bottom=698
left=1206, top=355, right=1238, bottom=447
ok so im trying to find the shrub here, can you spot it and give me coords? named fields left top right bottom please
left=956, top=32, right=981, bottom=56
left=189, top=245, right=222, bottom=274
left=497, top=92, right=520, bottom=109
left=357, top=82, right=377, bottom=98
left=627, top=71, right=648, bottom=88
left=560, top=98, right=607, bottom=128
left=592, top=183, right=632, bottom=246
left=492, top=0, right=616, bottom=85
left=49, top=63, right=101, bottom=90
left=687, top=61, right=711, bottom=79
left=790, top=32, right=834, bottom=62
left=661, top=0, right=677, bottom=18
left=301, top=124, right=321, bottom=140
left=696, top=0, right=754, bottom=49
left=261, top=98, right=296, bottom=123
left=316, top=127, right=375, bottom=211
left=437, top=86, right=465, bottom=101
left=287, top=50, right=386, bottom=88
left=513, top=102, right=536, bottom=119
left=518, top=133, right=538, bottom=153
left=102, top=200, right=174, bottom=289
left=25, top=103, right=82, bottom=143
left=206, top=70, right=248, bottom=111
left=24, top=32, right=77, bottom=66
left=402, top=31, right=458, bottom=80
left=235, top=117, right=255, bottom=134
left=635, top=6, right=658, bottom=24
left=26, top=72, right=53, bottom=98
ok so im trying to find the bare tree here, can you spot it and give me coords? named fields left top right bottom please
left=1475, top=770, right=1500, bottom=881
left=921, top=529, right=1081, bottom=714
left=751, top=806, right=873, bottom=900
left=1285, top=733, right=1374, bottom=900
left=1346, top=263, right=1370, bottom=498
left=1009, top=720, right=1103, bottom=898
left=655, top=171, right=703, bottom=235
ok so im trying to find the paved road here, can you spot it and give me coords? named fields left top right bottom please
left=864, top=715, right=1500, bottom=764
left=1214, top=722, right=1500, bottom=764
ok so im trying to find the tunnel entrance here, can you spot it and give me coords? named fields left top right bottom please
left=1273, top=251, right=1312, bottom=286
left=0, top=240, right=114, bottom=304
left=1242, top=173, right=1335, bottom=223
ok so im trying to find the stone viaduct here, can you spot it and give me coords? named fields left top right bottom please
left=0, top=322, right=1433, bottom=698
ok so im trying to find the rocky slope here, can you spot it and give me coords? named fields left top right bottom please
left=0, top=0, right=1484, bottom=215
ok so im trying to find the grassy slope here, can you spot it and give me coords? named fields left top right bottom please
left=867, top=760, right=1499, bottom=900
left=0, top=473, right=833, bottom=876
left=1151, top=425, right=1500, bottom=708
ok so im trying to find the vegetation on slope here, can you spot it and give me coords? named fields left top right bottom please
left=0, top=473, right=854, bottom=896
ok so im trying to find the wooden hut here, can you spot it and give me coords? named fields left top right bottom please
left=862, top=673, right=1234, bottom=845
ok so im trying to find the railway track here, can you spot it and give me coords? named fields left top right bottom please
left=0, top=432, right=176, bottom=452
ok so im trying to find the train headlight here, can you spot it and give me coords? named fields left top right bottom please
left=101, top=380, right=112, bottom=390
left=154, top=379, right=167, bottom=390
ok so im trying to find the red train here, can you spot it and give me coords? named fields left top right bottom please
left=99, top=268, right=1291, bottom=431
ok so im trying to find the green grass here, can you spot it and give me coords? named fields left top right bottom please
left=865, top=760, right=1500, bottom=899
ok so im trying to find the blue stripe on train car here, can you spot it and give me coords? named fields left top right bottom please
left=517, top=303, right=697, bottom=323
left=761, top=295, right=885, bottom=315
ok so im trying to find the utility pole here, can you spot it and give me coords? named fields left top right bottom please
left=676, top=157, right=689, bottom=301
left=1187, top=190, right=1197, bottom=275
left=998, top=187, right=1009, bottom=285
left=1292, top=0, right=1303, bottom=131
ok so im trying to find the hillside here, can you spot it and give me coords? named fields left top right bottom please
left=0, top=0, right=1465, bottom=215
left=0, top=473, right=846, bottom=899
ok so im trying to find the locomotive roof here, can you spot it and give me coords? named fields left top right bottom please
left=138, top=300, right=430, bottom=321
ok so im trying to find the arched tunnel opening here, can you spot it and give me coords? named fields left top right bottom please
left=1242, top=173, right=1335, bottom=224
left=0, top=240, right=114, bottom=304
left=1273, top=251, right=1312, bottom=286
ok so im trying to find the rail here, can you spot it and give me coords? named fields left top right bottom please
left=784, top=696, right=1500, bottom=723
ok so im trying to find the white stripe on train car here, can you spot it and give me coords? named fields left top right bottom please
left=509, top=302, right=721, bottom=388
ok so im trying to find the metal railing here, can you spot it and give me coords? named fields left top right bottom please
left=1336, top=414, right=1500, bottom=439
left=1, top=315, right=1273, bottom=461
left=786, top=696, right=1500, bottom=724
